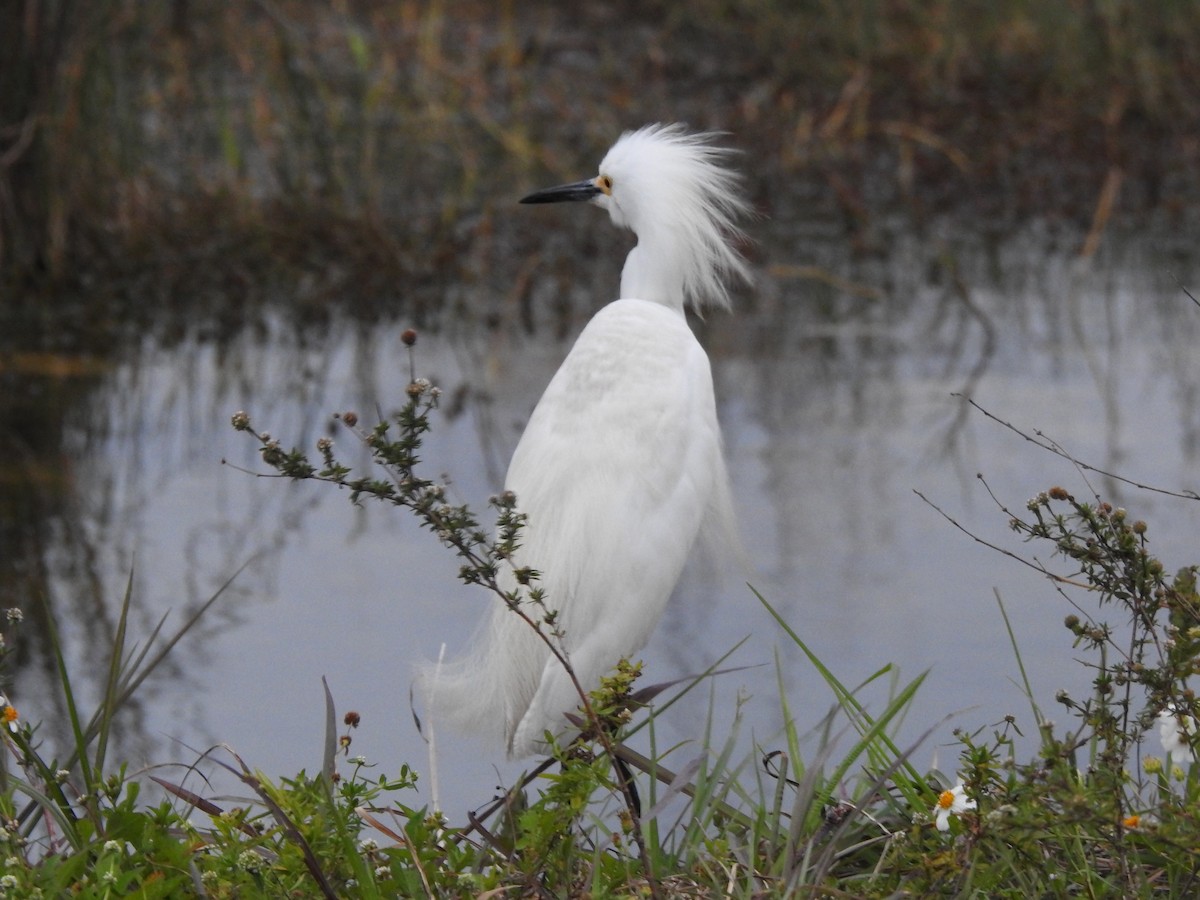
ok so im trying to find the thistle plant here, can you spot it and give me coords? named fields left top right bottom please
left=229, top=342, right=569, bottom=670
left=231, top=375, right=585, bottom=689
left=229, top=330, right=662, bottom=892
left=915, top=444, right=1200, bottom=895
left=1017, top=488, right=1199, bottom=772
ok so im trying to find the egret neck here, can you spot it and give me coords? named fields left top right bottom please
left=619, top=235, right=689, bottom=312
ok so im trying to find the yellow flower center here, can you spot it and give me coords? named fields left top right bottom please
left=1, top=705, right=16, bottom=724
left=937, top=789, right=955, bottom=810
left=1123, top=815, right=1140, bottom=829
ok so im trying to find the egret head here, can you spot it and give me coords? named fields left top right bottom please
left=521, top=124, right=751, bottom=312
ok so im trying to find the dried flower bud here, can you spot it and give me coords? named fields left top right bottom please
left=401, top=328, right=418, bottom=346
left=344, top=710, right=361, bottom=728
left=1048, top=486, right=1070, bottom=501
left=231, top=410, right=251, bottom=431
left=342, top=411, right=358, bottom=427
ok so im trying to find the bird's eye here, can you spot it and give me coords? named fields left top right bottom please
left=598, top=175, right=613, bottom=194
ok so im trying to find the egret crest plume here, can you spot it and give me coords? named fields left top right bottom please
left=595, top=124, right=752, bottom=311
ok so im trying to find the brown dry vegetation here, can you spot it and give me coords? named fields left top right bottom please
left=2, top=0, right=1197, bottom=303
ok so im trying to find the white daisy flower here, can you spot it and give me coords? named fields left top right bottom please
left=1157, top=709, right=1197, bottom=769
left=933, top=781, right=977, bottom=832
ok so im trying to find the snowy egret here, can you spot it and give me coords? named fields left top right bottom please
left=424, top=124, right=750, bottom=757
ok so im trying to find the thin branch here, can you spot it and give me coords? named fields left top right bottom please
left=913, top=488, right=1095, bottom=591
left=454, top=757, right=555, bottom=842
left=1175, top=277, right=1200, bottom=310
left=953, top=394, right=1200, bottom=501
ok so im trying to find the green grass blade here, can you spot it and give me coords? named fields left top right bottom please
left=112, top=557, right=252, bottom=709
left=39, top=594, right=94, bottom=795
left=321, top=675, right=338, bottom=783
left=994, top=588, right=1046, bottom=729
left=753, top=586, right=927, bottom=789
left=94, top=569, right=135, bottom=778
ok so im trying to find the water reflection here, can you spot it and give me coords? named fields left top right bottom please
left=2, top=212, right=1198, bottom=816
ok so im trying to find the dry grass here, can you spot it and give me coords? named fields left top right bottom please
left=2, top=1, right=1197, bottom=295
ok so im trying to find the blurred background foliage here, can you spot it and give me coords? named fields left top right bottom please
left=2, top=0, right=1196, bottom=301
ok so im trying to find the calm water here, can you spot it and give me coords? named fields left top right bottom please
left=5, top=208, right=1200, bottom=818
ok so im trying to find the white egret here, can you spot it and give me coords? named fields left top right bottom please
left=423, top=123, right=750, bottom=758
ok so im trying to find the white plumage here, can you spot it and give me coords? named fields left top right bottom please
left=423, top=124, right=750, bottom=757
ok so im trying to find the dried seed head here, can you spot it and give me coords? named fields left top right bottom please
left=401, top=328, right=418, bottom=346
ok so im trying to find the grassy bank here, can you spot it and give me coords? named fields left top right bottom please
left=3, top=363, right=1199, bottom=896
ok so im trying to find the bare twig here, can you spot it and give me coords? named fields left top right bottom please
left=454, top=756, right=555, bottom=842
left=953, top=395, right=1200, bottom=501
left=1175, top=277, right=1200, bottom=310
left=913, top=487, right=1096, bottom=591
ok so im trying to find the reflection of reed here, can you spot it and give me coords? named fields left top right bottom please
left=1156, top=284, right=1200, bottom=462
left=0, top=312, right=371, bottom=767
left=0, top=340, right=117, bottom=736
left=714, top=214, right=1200, bottom=611
left=925, top=249, right=998, bottom=452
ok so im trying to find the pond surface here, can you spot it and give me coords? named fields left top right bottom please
left=4, top=205, right=1200, bottom=819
